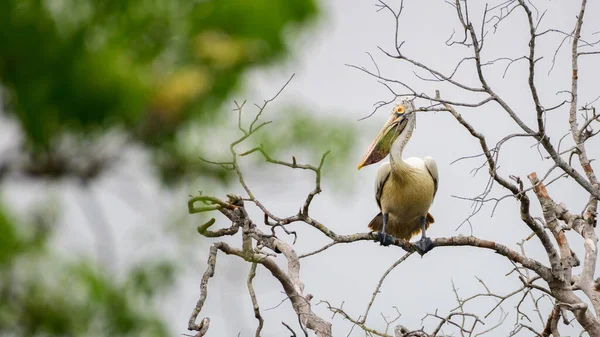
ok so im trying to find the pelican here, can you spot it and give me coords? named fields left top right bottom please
left=357, top=100, right=438, bottom=254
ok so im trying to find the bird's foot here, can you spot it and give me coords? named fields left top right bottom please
left=376, top=232, right=396, bottom=246
left=414, top=237, right=434, bottom=256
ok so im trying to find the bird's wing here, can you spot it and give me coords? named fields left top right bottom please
left=375, top=162, right=391, bottom=210
left=424, top=156, right=439, bottom=200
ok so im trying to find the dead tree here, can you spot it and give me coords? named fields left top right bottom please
left=186, top=1, right=600, bottom=336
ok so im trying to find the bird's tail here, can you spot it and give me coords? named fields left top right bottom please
left=367, top=212, right=435, bottom=240
left=426, top=212, right=435, bottom=224
left=407, top=212, right=434, bottom=239
left=367, top=212, right=384, bottom=233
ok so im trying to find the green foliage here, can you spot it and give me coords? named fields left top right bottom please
left=0, top=201, right=46, bottom=268
left=0, top=0, right=325, bottom=186
left=0, top=202, right=172, bottom=337
left=0, top=0, right=317, bottom=149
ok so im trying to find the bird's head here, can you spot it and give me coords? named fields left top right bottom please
left=357, top=100, right=416, bottom=170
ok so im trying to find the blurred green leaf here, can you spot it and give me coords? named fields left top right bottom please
left=0, top=202, right=48, bottom=268
left=0, top=201, right=172, bottom=337
left=126, top=261, right=177, bottom=298
left=0, top=0, right=318, bottom=150
left=0, top=0, right=329, bottom=187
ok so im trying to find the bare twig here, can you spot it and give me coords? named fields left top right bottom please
left=247, top=263, right=264, bottom=337
left=361, top=253, right=413, bottom=324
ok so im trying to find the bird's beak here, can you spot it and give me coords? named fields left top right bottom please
left=357, top=113, right=407, bottom=170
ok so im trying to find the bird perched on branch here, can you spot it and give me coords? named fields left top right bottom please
left=357, top=100, right=438, bottom=254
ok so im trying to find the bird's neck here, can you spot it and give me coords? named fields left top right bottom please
left=389, top=127, right=413, bottom=178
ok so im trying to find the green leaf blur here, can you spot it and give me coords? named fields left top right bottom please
left=0, top=0, right=323, bottom=187
left=0, top=202, right=172, bottom=337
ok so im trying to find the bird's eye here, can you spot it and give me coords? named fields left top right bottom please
left=395, top=106, right=404, bottom=116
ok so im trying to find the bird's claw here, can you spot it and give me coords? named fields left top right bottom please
left=414, top=237, right=433, bottom=256
left=376, top=232, right=395, bottom=246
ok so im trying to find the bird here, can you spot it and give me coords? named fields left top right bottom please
left=357, top=100, right=439, bottom=254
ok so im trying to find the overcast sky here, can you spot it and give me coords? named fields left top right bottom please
left=5, top=0, right=600, bottom=336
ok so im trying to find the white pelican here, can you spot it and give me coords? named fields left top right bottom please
left=357, top=100, right=438, bottom=254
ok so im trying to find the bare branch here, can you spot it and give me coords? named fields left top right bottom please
left=188, top=244, right=219, bottom=334
left=282, top=321, right=297, bottom=337
left=247, top=263, right=264, bottom=337
left=361, top=253, right=413, bottom=324
left=322, top=300, right=389, bottom=337
left=437, top=91, right=560, bottom=276
left=249, top=74, right=295, bottom=133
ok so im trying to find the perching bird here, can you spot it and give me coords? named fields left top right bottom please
left=357, top=100, right=438, bottom=254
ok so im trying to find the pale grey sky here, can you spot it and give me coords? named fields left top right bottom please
left=4, top=0, right=600, bottom=336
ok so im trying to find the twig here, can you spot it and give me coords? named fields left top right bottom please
left=247, top=263, right=264, bottom=337
left=361, top=253, right=413, bottom=323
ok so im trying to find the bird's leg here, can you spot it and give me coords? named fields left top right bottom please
left=377, top=213, right=395, bottom=246
left=414, top=216, right=433, bottom=255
